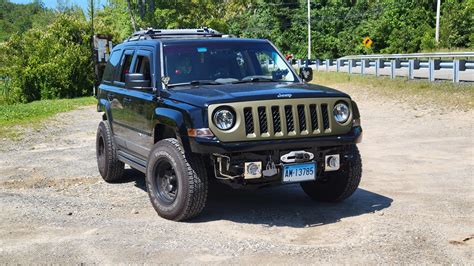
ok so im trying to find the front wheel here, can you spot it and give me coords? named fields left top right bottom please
left=145, top=138, right=208, bottom=221
left=301, top=145, right=362, bottom=202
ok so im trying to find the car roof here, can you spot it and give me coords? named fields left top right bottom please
left=113, top=38, right=269, bottom=51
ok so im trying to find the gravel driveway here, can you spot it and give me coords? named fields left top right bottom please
left=1, top=86, right=472, bottom=264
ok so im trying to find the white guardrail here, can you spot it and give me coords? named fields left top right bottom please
left=294, top=52, right=474, bottom=83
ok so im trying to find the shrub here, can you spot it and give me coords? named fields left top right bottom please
left=0, top=14, right=94, bottom=103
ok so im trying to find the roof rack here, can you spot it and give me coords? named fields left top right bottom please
left=125, top=27, right=225, bottom=42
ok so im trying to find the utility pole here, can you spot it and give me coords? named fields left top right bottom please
left=435, top=0, right=441, bottom=43
left=307, top=0, right=311, bottom=61
left=90, top=0, right=94, bottom=35
left=89, top=0, right=97, bottom=96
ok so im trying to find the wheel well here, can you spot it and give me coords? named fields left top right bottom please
left=154, top=124, right=177, bottom=143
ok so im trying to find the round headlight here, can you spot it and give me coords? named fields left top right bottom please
left=333, top=102, right=350, bottom=124
left=213, top=108, right=235, bottom=130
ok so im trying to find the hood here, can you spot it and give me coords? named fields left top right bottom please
left=163, top=82, right=349, bottom=107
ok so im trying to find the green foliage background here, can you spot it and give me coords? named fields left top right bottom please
left=0, top=0, right=473, bottom=104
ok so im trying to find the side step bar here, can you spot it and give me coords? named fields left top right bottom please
left=117, top=150, right=147, bottom=173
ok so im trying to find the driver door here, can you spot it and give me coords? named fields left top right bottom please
left=121, top=48, right=156, bottom=159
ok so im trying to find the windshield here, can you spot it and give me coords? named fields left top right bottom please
left=163, top=41, right=298, bottom=86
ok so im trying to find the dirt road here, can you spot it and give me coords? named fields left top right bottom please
left=1, top=85, right=473, bottom=264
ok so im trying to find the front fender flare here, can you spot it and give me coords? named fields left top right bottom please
left=154, top=107, right=191, bottom=151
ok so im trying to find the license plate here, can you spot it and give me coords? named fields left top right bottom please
left=282, top=162, right=316, bottom=183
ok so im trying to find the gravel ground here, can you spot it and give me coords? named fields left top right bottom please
left=0, top=86, right=473, bottom=264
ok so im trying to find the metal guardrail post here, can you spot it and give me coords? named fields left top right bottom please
left=325, top=60, right=329, bottom=71
left=408, top=60, right=414, bottom=80
left=428, top=59, right=440, bottom=82
left=390, top=60, right=396, bottom=79
left=348, top=59, right=356, bottom=74
left=408, top=60, right=420, bottom=80
left=361, top=60, right=366, bottom=75
left=429, top=60, right=434, bottom=82
left=375, top=60, right=380, bottom=76
left=453, top=60, right=459, bottom=83
left=315, top=59, right=319, bottom=71
left=336, top=59, right=340, bottom=72
left=390, top=60, right=401, bottom=79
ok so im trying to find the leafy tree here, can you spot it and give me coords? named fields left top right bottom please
left=0, top=0, right=55, bottom=41
left=1, top=14, right=94, bottom=103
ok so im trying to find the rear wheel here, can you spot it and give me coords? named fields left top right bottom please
left=146, top=138, right=208, bottom=221
left=301, top=145, right=362, bottom=202
left=96, top=121, right=124, bottom=182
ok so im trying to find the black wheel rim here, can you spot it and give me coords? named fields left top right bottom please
left=154, top=159, right=178, bottom=205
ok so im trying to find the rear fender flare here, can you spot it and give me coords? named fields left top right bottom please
left=98, top=99, right=114, bottom=131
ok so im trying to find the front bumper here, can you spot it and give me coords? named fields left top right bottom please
left=189, top=126, right=362, bottom=154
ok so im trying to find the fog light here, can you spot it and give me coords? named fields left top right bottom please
left=325, top=154, right=340, bottom=171
left=244, top=162, right=262, bottom=179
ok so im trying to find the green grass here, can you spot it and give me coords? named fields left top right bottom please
left=0, top=97, right=96, bottom=139
left=312, top=72, right=474, bottom=111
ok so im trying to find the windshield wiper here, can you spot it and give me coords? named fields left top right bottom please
left=168, top=80, right=222, bottom=88
left=232, top=77, right=278, bottom=84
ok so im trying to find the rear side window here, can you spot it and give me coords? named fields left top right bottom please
left=102, top=49, right=122, bottom=82
left=119, top=53, right=134, bottom=82
left=134, top=55, right=151, bottom=80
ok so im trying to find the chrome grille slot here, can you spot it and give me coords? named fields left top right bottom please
left=257, top=107, right=268, bottom=133
left=309, top=104, right=319, bottom=131
left=321, top=104, right=330, bottom=130
left=284, top=105, right=295, bottom=132
left=244, top=107, right=254, bottom=134
left=271, top=106, right=281, bottom=133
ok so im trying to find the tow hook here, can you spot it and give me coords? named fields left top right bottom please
left=280, top=150, right=315, bottom=163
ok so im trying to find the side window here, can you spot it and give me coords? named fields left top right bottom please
left=119, top=53, right=134, bottom=82
left=134, top=55, right=151, bottom=80
left=102, top=49, right=122, bottom=82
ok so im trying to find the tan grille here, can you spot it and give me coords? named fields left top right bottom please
left=208, top=98, right=353, bottom=142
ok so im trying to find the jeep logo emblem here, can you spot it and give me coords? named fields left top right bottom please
left=277, top=93, right=292, bottom=98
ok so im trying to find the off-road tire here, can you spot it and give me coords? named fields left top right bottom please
left=301, top=145, right=362, bottom=202
left=96, top=121, right=125, bottom=182
left=146, top=138, right=208, bottom=221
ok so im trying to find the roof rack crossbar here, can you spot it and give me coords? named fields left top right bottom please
left=126, top=27, right=224, bottom=42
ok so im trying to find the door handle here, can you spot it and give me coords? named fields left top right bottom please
left=107, top=93, right=114, bottom=101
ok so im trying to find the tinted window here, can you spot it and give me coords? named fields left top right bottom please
left=134, top=55, right=151, bottom=80
left=119, top=53, right=134, bottom=82
left=102, top=49, right=122, bottom=82
left=163, top=42, right=297, bottom=85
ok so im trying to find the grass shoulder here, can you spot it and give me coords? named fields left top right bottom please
left=311, top=72, right=474, bottom=111
left=0, top=97, right=96, bottom=139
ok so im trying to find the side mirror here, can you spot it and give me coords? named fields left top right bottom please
left=299, top=67, right=313, bottom=82
left=125, top=73, right=151, bottom=90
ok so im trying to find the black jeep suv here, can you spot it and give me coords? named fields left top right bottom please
left=96, top=28, right=363, bottom=221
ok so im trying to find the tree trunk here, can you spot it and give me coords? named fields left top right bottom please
left=139, top=0, right=145, bottom=20
left=126, top=0, right=137, bottom=32
left=149, top=0, right=155, bottom=15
